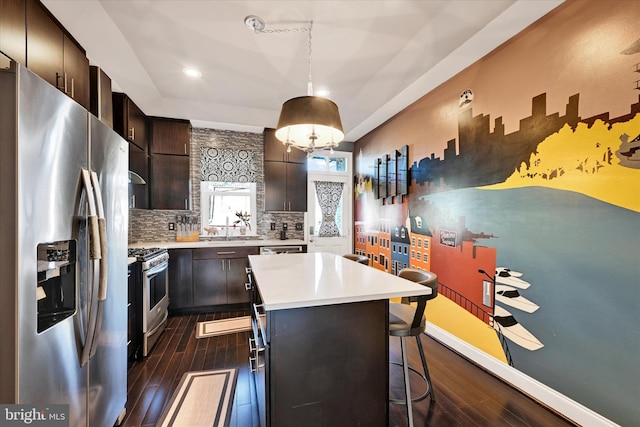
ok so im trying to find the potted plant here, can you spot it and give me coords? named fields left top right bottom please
left=234, top=211, right=251, bottom=234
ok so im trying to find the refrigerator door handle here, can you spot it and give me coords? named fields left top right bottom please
left=82, top=170, right=101, bottom=260
left=90, top=171, right=108, bottom=301
left=80, top=169, right=98, bottom=366
left=88, top=171, right=108, bottom=360
left=80, top=169, right=105, bottom=365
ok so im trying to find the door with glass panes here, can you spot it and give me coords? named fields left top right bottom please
left=306, top=152, right=352, bottom=255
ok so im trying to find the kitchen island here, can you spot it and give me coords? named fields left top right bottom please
left=248, top=252, right=431, bottom=427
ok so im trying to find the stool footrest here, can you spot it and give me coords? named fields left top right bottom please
left=389, top=361, right=433, bottom=404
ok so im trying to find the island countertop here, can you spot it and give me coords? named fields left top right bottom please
left=248, top=252, right=431, bottom=311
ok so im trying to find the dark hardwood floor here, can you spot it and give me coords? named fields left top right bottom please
left=121, top=311, right=576, bottom=427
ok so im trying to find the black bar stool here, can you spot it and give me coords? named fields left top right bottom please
left=343, top=254, right=370, bottom=265
left=389, top=268, right=437, bottom=427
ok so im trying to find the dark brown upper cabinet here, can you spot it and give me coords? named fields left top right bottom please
left=264, top=128, right=308, bottom=212
left=264, top=161, right=307, bottom=212
left=62, top=33, right=89, bottom=109
left=113, top=92, right=148, bottom=151
left=89, top=66, right=113, bottom=128
left=150, top=117, right=191, bottom=155
left=25, top=0, right=89, bottom=109
left=25, top=0, right=62, bottom=87
left=263, top=127, right=307, bottom=163
left=0, top=0, right=27, bottom=65
left=150, top=154, right=190, bottom=210
left=149, top=117, right=191, bottom=210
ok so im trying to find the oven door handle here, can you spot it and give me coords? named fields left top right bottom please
left=145, top=260, right=169, bottom=277
left=148, top=310, right=169, bottom=336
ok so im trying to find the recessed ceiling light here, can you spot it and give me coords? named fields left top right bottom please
left=182, top=67, right=202, bottom=78
left=315, top=88, right=330, bottom=97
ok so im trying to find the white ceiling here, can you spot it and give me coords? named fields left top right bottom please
left=42, top=0, right=563, bottom=141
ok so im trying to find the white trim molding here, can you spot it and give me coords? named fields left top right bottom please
left=425, top=323, right=619, bottom=427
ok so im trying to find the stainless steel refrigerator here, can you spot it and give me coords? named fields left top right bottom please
left=0, top=62, right=128, bottom=426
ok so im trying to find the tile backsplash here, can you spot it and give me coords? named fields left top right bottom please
left=128, top=127, right=304, bottom=243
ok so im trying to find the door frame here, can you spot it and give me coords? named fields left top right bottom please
left=306, top=151, right=353, bottom=255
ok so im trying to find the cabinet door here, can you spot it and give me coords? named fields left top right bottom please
left=264, top=128, right=285, bottom=162
left=129, top=143, right=149, bottom=209
left=265, top=161, right=307, bottom=212
left=227, top=257, right=251, bottom=304
left=151, top=118, right=190, bottom=155
left=193, top=259, right=227, bottom=306
left=264, top=127, right=307, bottom=163
left=286, top=162, right=307, bottom=212
left=264, top=161, right=287, bottom=211
left=168, top=249, right=193, bottom=310
left=26, top=0, right=63, bottom=88
left=127, top=98, right=148, bottom=151
left=89, top=66, right=113, bottom=127
left=150, top=154, right=190, bottom=210
left=63, top=33, right=89, bottom=110
left=0, top=0, right=26, bottom=64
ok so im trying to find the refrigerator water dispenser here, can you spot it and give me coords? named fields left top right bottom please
left=37, top=241, right=77, bottom=333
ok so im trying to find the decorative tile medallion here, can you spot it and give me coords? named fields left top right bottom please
left=201, top=147, right=256, bottom=182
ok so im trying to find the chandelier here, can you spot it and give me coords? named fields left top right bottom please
left=245, top=16, right=344, bottom=154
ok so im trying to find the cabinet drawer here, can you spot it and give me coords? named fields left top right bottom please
left=193, top=246, right=258, bottom=259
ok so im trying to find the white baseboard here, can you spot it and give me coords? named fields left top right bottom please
left=425, top=323, right=619, bottom=427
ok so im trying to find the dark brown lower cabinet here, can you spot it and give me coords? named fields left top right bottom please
left=193, top=257, right=227, bottom=306
left=253, top=300, right=389, bottom=427
left=170, top=247, right=257, bottom=312
left=168, top=248, right=193, bottom=310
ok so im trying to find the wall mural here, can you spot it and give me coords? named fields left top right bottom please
left=353, top=1, right=640, bottom=425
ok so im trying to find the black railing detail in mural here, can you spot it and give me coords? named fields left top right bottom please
left=437, top=281, right=515, bottom=367
left=437, top=281, right=492, bottom=324
left=492, top=323, right=515, bottom=367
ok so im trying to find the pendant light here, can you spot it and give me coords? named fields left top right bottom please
left=245, top=16, right=344, bottom=155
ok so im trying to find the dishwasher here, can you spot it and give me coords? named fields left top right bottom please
left=259, top=245, right=306, bottom=254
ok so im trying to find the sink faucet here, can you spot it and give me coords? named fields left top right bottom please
left=226, top=217, right=230, bottom=241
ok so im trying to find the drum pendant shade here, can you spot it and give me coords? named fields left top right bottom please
left=275, top=96, right=344, bottom=153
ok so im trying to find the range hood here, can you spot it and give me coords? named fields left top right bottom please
left=128, top=170, right=146, bottom=184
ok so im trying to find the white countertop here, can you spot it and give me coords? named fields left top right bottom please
left=129, top=239, right=307, bottom=250
left=248, top=252, right=432, bottom=311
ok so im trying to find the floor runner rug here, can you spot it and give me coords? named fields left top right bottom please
left=195, top=316, right=251, bottom=339
left=157, top=368, right=238, bottom=427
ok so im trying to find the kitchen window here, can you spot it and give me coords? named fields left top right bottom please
left=200, top=182, right=257, bottom=237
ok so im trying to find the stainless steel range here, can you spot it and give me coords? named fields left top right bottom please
left=128, top=248, right=169, bottom=357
